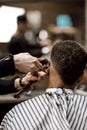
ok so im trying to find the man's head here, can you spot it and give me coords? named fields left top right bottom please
left=17, top=15, right=28, bottom=32
left=51, top=40, right=87, bottom=87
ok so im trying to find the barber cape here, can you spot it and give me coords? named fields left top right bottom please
left=0, top=88, right=87, bottom=130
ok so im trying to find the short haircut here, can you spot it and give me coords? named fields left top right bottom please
left=17, top=15, right=27, bottom=24
left=51, top=40, right=87, bottom=86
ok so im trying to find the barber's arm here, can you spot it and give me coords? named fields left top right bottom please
left=0, top=78, right=17, bottom=94
left=0, top=71, right=46, bottom=95
left=0, top=52, right=43, bottom=78
left=0, top=55, right=15, bottom=77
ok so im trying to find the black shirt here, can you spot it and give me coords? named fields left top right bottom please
left=0, top=55, right=17, bottom=94
left=8, top=35, right=42, bottom=57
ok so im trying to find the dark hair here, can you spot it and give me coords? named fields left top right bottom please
left=17, top=15, right=27, bottom=24
left=51, top=40, right=87, bottom=86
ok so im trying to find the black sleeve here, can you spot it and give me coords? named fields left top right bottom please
left=0, top=78, right=17, bottom=94
left=0, top=55, right=15, bottom=78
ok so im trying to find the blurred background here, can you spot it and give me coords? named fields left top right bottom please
left=0, top=0, right=85, bottom=58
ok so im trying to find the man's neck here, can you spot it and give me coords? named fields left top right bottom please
left=48, top=64, right=72, bottom=89
left=48, top=65, right=64, bottom=88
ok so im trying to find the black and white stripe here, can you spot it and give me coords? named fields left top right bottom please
left=0, top=88, right=87, bottom=130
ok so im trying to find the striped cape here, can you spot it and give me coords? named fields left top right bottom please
left=0, top=88, right=87, bottom=130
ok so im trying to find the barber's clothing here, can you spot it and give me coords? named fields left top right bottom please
left=0, top=88, right=87, bottom=130
left=0, top=55, right=18, bottom=94
left=0, top=55, right=15, bottom=78
left=0, top=78, right=17, bottom=94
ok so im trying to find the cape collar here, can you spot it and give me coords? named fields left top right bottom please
left=46, top=88, right=73, bottom=95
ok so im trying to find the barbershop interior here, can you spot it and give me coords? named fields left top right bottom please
left=0, top=0, right=87, bottom=128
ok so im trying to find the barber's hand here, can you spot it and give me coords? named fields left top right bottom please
left=22, top=71, right=46, bottom=86
left=14, top=53, right=43, bottom=73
